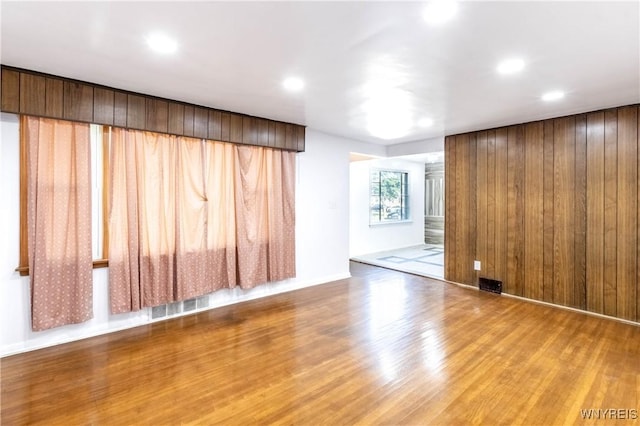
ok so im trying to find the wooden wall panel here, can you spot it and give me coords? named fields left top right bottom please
left=145, top=98, right=168, bottom=133
left=574, top=115, right=587, bottom=310
left=603, top=109, right=618, bottom=317
left=296, top=126, right=305, bottom=152
left=113, top=92, right=127, bottom=127
left=616, top=106, right=638, bottom=321
left=444, top=136, right=456, bottom=281
left=20, top=73, right=46, bottom=116
left=230, top=114, right=243, bottom=143
left=193, top=107, right=208, bottom=139
left=183, top=105, right=195, bottom=137
left=542, top=121, right=555, bottom=303
left=476, top=131, right=488, bottom=284
left=220, top=112, right=231, bottom=142
left=586, top=111, right=605, bottom=314
left=243, top=116, right=257, bottom=145
left=553, top=116, right=576, bottom=307
left=93, top=88, right=114, bottom=125
left=63, top=81, right=93, bottom=122
left=507, top=125, right=525, bottom=296
left=126, top=94, right=145, bottom=130
left=1, top=66, right=305, bottom=151
left=208, top=110, right=222, bottom=141
left=257, top=118, right=269, bottom=147
left=167, top=103, right=184, bottom=135
left=445, top=104, right=639, bottom=323
left=494, top=128, right=508, bottom=284
left=1, top=68, right=20, bottom=112
left=275, top=122, right=286, bottom=149
left=485, top=131, right=496, bottom=278
left=45, top=78, right=63, bottom=118
left=524, top=122, right=544, bottom=301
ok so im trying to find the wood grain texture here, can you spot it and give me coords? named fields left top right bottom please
left=574, top=114, right=587, bottom=310
left=485, top=131, right=496, bottom=278
left=476, top=131, right=488, bottom=284
left=193, top=107, right=208, bottom=139
left=603, top=109, right=618, bottom=317
left=275, top=122, right=286, bottom=149
left=183, top=105, right=195, bottom=137
left=444, top=136, right=455, bottom=281
left=45, top=78, right=63, bottom=118
left=126, top=94, right=146, bottom=130
left=1, top=68, right=20, bottom=112
left=524, top=122, right=544, bottom=301
left=93, top=87, right=114, bottom=125
left=586, top=111, right=605, bottom=314
left=220, top=112, right=231, bottom=142
left=63, top=81, right=93, bottom=122
left=445, top=104, right=639, bottom=323
left=230, top=113, right=243, bottom=143
left=145, top=98, right=168, bottom=133
left=543, top=121, right=555, bottom=303
left=553, top=116, right=576, bottom=307
left=113, top=92, right=127, bottom=127
left=167, top=102, right=184, bottom=135
left=507, top=125, right=525, bottom=296
left=616, top=106, right=638, bottom=321
left=208, top=110, right=222, bottom=141
left=19, top=73, right=46, bottom=116
left=243, top=116, right=257, bottom=145
left=2, top=263, right=639, bottom=425
left=1, top=66, right=306, bottom=151
left=494, top=128, right=508, bottom=284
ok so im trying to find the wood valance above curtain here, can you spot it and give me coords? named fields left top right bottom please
left=1, top=65, right=305, bottom=152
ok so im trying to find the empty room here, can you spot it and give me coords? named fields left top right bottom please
left=1, top=1, right=639, bottom=425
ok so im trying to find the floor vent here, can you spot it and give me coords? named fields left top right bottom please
left=479, top=277, right=502, bottom=294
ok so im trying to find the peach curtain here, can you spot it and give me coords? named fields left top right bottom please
left=24, top=116, right=93, bottom=331
left=108, top=128, right=295, bottom=314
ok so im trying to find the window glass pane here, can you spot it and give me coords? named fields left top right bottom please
left=369, top=169, right=409, bottom=224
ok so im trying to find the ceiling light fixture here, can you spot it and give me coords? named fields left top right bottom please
left=423, top=0, right=459, bottom=25
left=145, top=33, right=178, bottom=54
left=541, top=90, right=565, bottom=101
left=283, top=77, right=305, bottom=92
left=497, top=58, right=525, bottom=75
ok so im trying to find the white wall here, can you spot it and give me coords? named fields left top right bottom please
left=349, top=157, right=425, bottom=257
left=0, top=116, right=368, bottom=356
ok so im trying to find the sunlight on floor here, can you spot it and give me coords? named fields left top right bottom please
left=350, top=244, right=444, bottom=279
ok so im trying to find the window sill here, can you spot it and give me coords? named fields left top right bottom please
left=15, top=259, right=109, bottom=276
left=369, top=220, right=413, bottom=227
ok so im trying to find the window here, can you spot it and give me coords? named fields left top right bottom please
left=18, top=121, right=108, bottom=275
left=369, top=169, right=409, bottom=224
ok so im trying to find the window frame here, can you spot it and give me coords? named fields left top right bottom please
left=369, top=168, right=410, bottom=225
left=17, top=121, right=110, bottom=276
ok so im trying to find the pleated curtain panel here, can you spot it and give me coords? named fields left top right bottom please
left=23, top=116, right=93, bottom=331
left=22, top=116, right=295, bottom=330
left=108, top=127, right=296, bottom=314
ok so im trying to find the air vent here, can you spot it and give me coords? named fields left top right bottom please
left=479, top=277, right=502, bottom=294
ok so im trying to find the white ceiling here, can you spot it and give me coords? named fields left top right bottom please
left=1, top=1, right=639, bottom=146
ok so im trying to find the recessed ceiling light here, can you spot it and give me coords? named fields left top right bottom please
left=145, top=33, right=178, bottom=54
left=423, top=0, right=459, bottom=25
left=541, top=90, right=565, bottom=101
left=418, top=118, right=434, bottom=127
left=497, top=58, right=525, bottom=75
left=282, top=77, right=305, bottom=92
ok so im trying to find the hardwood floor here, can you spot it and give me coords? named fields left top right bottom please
left=2, top=262, right=639, bottom=425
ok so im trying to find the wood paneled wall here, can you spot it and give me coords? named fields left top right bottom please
left=445, top=105, right=639, bottom=322
left=1, top=66, right=305, bottom=152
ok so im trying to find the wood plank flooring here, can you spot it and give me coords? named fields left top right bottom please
left=2, top=262, right=639, bottom=425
